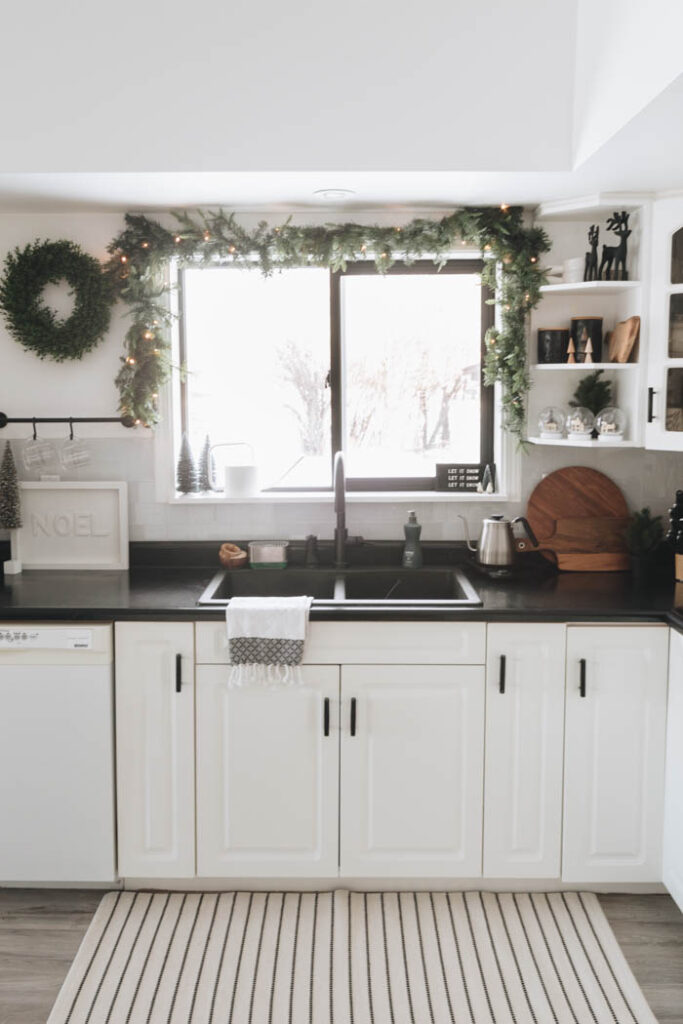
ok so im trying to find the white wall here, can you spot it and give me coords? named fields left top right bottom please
left=0, top=209, right=679, bottom=545
left=573, top=0, right=683, bottom=166
left=0, top=0, right=574, bottom=173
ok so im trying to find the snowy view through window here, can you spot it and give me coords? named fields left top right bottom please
left=181, top=266, right=483, bottom=489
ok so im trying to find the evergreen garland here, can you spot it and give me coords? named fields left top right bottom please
left=106, top=206, right=550, bottom=439
left=0, top=442, right=22, bottom=529
left=0, top=240, right=113, bottom=362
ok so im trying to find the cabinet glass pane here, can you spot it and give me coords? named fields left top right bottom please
left=669, top=294, right=683, bottom=357
left=672, top=227, right=683, bottom=284
left=666, top=368, right=683, bottom=432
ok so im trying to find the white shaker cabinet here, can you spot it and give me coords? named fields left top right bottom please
left=664, top=628, right=683, bottom=911
left=563, top=625, right=668, bottom=883
left=196, top=665, right=339, bottom=877
left=340, top=665, right=485, bottom=877
left=646, top=196, right=683, bottom=451
left=115, top=622, right=195, bottom=878
left=483, top=624, right=566, bottom=878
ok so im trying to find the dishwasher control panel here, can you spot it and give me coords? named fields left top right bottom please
left=0, top=627, right=93, bottom=649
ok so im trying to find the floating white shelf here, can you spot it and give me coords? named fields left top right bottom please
left=539, top=281, right=641, bottom=296
left=531, top=362, right=638, bottom=371
left=535, top=192, right=651, bottom=221
left=528, top=436, right=641, bottom=448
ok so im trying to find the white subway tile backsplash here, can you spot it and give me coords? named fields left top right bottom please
left=1, top=434, right=679, bottom=546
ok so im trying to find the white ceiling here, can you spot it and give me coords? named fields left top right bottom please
left=0, top=0, right=681, bottom=212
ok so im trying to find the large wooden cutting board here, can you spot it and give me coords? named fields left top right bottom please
left=519, top=466, right=630, bottom=571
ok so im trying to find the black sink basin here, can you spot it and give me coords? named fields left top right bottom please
left=198, top=566, right=481, bottom=607
left=342, top=568, right=477, bottom=603
left=201, top=568, right=341, bottom=602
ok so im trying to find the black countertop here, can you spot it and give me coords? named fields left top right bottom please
left=0, top=544, right=681, bottom=629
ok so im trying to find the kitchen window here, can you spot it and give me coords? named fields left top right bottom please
left=176, top=259, right=494, bottom=492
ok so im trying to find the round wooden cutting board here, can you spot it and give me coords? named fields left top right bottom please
left=521, top=466, right=630, bottom=571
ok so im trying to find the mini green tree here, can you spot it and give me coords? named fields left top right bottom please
left=176, top=433, right=197, bottom=494
left=197, top=434, right=214, bottom=492
left=0, top=441, right=22, bottom=529
left=569, top=369, right=612, bottom=415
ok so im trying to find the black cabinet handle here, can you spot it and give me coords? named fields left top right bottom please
left=175, top=653, right=182, bottom=693
left=499, top=654, right=506, bottom=694
left=350, top=697, right=357, bottom=737
left=579, top=658, right=587, bottom=698
left=323, top=697, right=330, bottom=737
left=647, top=387, right=656, bottom=423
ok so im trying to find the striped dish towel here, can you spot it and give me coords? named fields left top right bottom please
left=226, top=595, right=313, bottom=686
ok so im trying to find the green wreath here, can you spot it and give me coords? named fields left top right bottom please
left=0, top=239, right=113, bottom=361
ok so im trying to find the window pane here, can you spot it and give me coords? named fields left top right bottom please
left=341, top=272, right=483, bottom=478
left=182, top=268, right=331, bottom=488
left=669, top=292, right=683, bottom=358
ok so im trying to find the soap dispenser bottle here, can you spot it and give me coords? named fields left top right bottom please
left=402, top=510, right=423, bottom=568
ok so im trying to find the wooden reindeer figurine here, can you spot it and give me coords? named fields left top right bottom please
left=599, top=210, right=631, bottom=281
left=583, top=224, right=599, bottom=281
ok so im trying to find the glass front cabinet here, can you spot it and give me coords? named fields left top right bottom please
left=646, top=197, right=683, bottom=450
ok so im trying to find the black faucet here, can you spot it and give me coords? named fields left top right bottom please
left=333, top=451, right=347, bottom=568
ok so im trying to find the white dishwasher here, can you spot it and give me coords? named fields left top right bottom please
left=0, top=623, right=116, bottom=883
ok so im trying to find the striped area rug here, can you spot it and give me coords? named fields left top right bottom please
left=48, top=890, right=657, bottom=1024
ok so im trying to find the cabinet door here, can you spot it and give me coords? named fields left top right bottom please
left=197, top=665, right=339, bottom=877
left=646, top=197, right=683, bottom=451
left=115, top=622, right=195, bottom=878
left=484, top=624, right=566, bottom=878
left=340, top=665, right=484, bottom=877
left=563, top=626, right=668, bottom=883
left=664, top=629, right=683, bottom=911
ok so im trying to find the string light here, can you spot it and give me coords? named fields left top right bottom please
left=152, top=392, right=159, bottom=399
left=152, top=348, right=161, bottom=356
left=203, top=230, right=211, bottom=242
left=143, top=330, right=155, bottom=341
left=500, top=203, right=510, bottom=212
left=484, top=244, right=492, bottom=252
left=229, top=245, right=236, bottom=254
left=360, top=245, right=367, bottom=254
left=141, top=241, right=149, bottom=249
left=174, top=235, right=182, bottom=244
left=120, top=255, right=127, bottom=264
left=530, top=256, right=537, bottom=263
left=126, top=356, right=136, bottom=365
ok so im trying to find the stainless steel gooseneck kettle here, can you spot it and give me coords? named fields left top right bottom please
left=458, top=513, right=539, bottom=568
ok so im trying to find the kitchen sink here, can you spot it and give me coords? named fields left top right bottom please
left=198, top=566, right=481, bottom=607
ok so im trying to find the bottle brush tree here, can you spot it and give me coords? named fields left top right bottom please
left=0, top=441, right=22, bottom=529
left=197, top=434, right=214, bottom=492
left=176, top=433, right=197, bottom=494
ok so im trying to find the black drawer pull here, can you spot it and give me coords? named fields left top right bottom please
left=350, top=697, right=357, bottom=737
left=647, top=387, right=656, bottom=423
left=579, top=658, right=587, bottom=698
left=323, top=697, right=330, bottom=737
left=499, top=654, right=506, bottom=694
left=175, top=653, right=182, bottom=693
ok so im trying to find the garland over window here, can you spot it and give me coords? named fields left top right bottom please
left=106, top=207, right=549, bottom=437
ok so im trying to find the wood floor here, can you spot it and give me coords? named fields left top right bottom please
left=0, top=890, right=681, bottom=1024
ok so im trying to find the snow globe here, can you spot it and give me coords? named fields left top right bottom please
left=537, top=406, right=566, bottom=439
left=566, top=406, right=595, bottom=440
left=596, top=406, right=626, bottom=442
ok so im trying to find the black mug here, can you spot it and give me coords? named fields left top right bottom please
left=537, top=328, right=569, bottom=364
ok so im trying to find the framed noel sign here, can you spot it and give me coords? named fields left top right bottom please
left=11, top=482, right=129, bottom=570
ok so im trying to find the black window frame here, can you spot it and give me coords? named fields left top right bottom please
left=178, top=258, right=495, bottom=492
